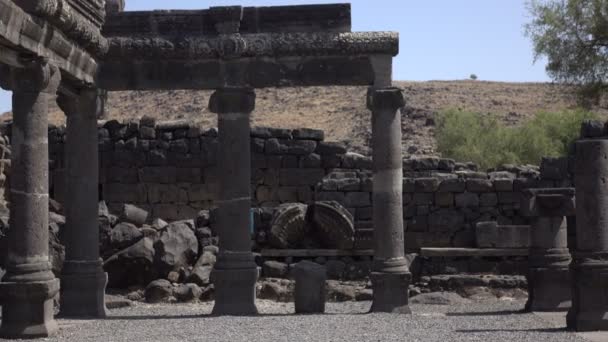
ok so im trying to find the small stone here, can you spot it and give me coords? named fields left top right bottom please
left=144, top=279, right=174, bottom=303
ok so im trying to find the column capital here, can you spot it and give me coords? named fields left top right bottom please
left=209, top=88, right=255, bottom=114
left=2, top=59, right=60, bottom=94
left=367, top=87, right=404, bottom=111
left=521, top=187, right=576, bottom=217
left=57, top=88, right=103, bottom=119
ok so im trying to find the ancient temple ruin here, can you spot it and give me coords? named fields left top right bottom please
left=0, top=0, right=408, bottom=337
left=2, top=0, right=608, bottom=340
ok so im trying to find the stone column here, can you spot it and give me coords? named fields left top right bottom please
left=521, top=188, right=573, bottom=312
left=56, top=89, right=107, bottom=317
left=568, top=136, right=608, bottom=331
left=367, top=87, right=411, bottom=314
left=209, top=88, right=258, bottom=315
left=0, top=60, right=60, bottom=338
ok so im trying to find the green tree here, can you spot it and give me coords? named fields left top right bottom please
left=526, top=0, right=608, bottom=89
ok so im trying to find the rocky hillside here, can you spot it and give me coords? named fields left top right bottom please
left=3, top=80, right=605, bottom=156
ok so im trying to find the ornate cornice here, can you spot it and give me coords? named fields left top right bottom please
left=104, top=32, right=399, bottom=61
left=0, top=0, right=97, bottom=85
left=13, top=0, right=108, bottom=56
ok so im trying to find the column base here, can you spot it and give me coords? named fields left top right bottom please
left=370, top=272, right=411, bottom=314
left=525, top=267, right=571, bottom=312
left=0, top=279, right=60, bottom=339
left=212, top=267, right=258, bottom=316
left=59, top=261, right=108, bottom=318
left=567, top=258, right=608, bottom=331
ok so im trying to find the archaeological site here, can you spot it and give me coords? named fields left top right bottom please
left=0, top=0, right=607, bottom=341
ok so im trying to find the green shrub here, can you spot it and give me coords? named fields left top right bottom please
left=435, top=109, right=597, bottom=169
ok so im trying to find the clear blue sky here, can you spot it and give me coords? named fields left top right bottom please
left=0, top=0, right=548, bottom=113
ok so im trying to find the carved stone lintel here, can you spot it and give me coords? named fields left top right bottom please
left=14, top=0, right=108, bottom=55
left=0, top=0, right=98, bottom=84
left=105, top=32, right=400, bottom=60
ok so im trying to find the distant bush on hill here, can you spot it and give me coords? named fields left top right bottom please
left=435, top=109, right=596, bottom=169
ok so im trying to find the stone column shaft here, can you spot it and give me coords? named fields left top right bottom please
left=568, top=138, right=608, bottom=331
left=0, top=60, right=60, bottom=338
left=368, top=87, right=411, bottom=314
left=522, top=188, right=573, bottom=312
left=209, top=88, right=258, bottom=316
left=57, top=89, right=107, bottom=318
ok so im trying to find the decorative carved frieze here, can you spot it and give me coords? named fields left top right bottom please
left=13, top=0, right=108, bottom=55
left=104, top=32, right=399, bottom=60
left=0, top=0, right=97, bottom=85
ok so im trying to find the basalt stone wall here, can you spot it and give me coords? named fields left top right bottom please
left=1, top=118, right=572, bottom=251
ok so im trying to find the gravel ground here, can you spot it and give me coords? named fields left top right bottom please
left=0, top=299, right=593, bottom=342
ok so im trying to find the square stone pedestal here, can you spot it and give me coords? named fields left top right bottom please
left=370, top=272, right=411, bottom=314
left=60, top=269, right=108, bottom=318
left=567, top=265, right=608, bottom=331
left=0, top=279, right=60, bottom=338
left=212, top=267, right=258, bottom=316
left=526, top=267, right=571, bottom=312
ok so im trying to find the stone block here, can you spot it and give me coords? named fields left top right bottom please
left=341, top=153, right=372, bottom=170
left=294, top=261, right=326, bottom=314
left=357, top=207, right=373, bottom=220
left=282, top=155, right=299, bottom=168
left=493, top=179, right=514, bottom=192
left=344, top=192, right=371, bottom=207
left=412, top=193, right=434, bottom=205
left=403, top=178, right=415, bottom=193
left=251, top=127, right=273, bottom=139
left=278, top=187, right=299, bottom=202
left=292, top=128, right=324, bottom=141
left=480, top=193, right=498, bottom=207
left=107, top=167, right=138, bottom=183
left=455, top=192, right=479, bottom=208
left=139, top=167, right=177, bottom=184
left=439, top=178, right=466, bottom=193
left=415, top=178, right=440, bottom=192
left=279, top=169, right=325, bottom=186
left=322, top=155, right=342, bottom=168
left=316, top=142, right=347, bottom=155
left=188, top=184, right=216, bottom=202
left=540, top=157, right=569, bottom=180
left=103, top=183, right=148, bottom=204
left=475, top=221, right=530, bottom=248
left=300, top=153, right=322, bottom=168
left=579, top=119, right=605, bottom=138
left=316, top=192, right=345, bottom=202
left=148, top=149, right=168, bottom=166
left=435, top=192, right=454, bottom=208
left=407, top=216, right=428, bottom=232
left=176, top=168, right=202, bottom=183
left=297, top=186, right=313, bottom=202
left=337, top=178, right=361, bottom=191
left=428, top=209, right=465, bottom=232
left=498, top=192, right=519, bottom=204
left=466, top=179, right=493, bottom=192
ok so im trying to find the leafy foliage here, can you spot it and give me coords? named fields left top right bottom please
left=526, top=0, right=608, bottom=89
left=435, top=109, right=596, bottom=169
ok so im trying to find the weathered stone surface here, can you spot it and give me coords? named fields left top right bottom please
left=268, top=203, right=309, bottom=249
left=410, top=292, right=469, bottom=305
left=294, top=261, right=326, bottom=313
left=145, top=279, right=174, bottom=303
left=110, top=222, right=143, bottom=250
left=174, top=283, right=203, bottom=302
left=188, top=266, right=213, bottom=286
left=310, top=201, right=355, bottom=249
left=154, top=222, right=198, bottom=277
left=263, top=261, right=289, bottom=278
left=104, top=237, right=157, bottom=288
